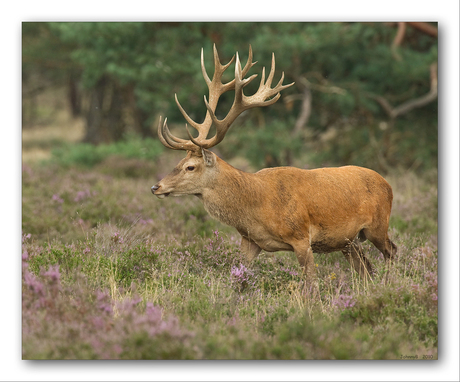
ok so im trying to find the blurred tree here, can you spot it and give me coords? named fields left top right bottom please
left=22, top=22, right=437, bottom=172
left=22, top=23, right=77, bottom=127
left=240, top=22, right=438, bottom=171
left=48, top=22, right=204, bottom=142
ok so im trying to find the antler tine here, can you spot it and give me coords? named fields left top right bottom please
left=201, top=45, right=237, bottom=89
left=157, top=117, right=175, bottom=149
left=160, top=118, right=183, bottom=149
left=185, top=123, right=205, bottom=148
left=213, top=43, right=235, bottom=75
left=159, top=117, right=182, bottom=149
left=237, top=52, right=258, bottom=86
left=234, top=52, right=258, bottom=102
left=256, top=53, right=279, bottom=93
left=228, top=46, right=257, bottom=88
left=158, top=117, right=199, bottom=152
left=275, top=71, right=295, bottom=93
left=248, top=53, right=294, bottom=105
left=240, top=45, right=257, bottom=78
left=265, top=53, right=276, bottom=88
left=174, top=94, right=202, bottom=133
left=200, top=48, right=211, bottom=86
left=257, top=66, right=266, bottom=93
left=203, top=95, right=221, bottom=126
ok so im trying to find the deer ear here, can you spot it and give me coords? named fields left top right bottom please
left=201, top=148, right=216, bottom=167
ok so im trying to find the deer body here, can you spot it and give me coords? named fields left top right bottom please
left=152, top=45, right=396, bottom=286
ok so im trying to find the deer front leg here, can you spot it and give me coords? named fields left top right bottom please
left=240, top=236, right=262, bottom=265
left=293, top=242, right=320, bottom=298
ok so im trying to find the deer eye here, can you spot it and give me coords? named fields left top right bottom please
left=186, top=166, right=195, bottom=171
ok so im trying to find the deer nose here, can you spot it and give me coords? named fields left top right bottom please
left=151, top=185, right=160, bottom=194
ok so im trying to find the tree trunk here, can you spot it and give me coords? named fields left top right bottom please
left=292, top=87, right=312, bottom=137
left=83, top=77, right=127, bottom=144
left=68, top=73, right=82, bottom=117
left=83, top=77, right=106, bottom=144
left=106, top=81, right=125, bottom=142
left=134, top=106, right=154, bottom=138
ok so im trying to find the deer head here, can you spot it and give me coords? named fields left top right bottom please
left=151, top=45, right=294, bottom=198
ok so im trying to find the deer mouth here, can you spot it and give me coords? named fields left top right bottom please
left=151, top=185, right=171, bottom=198
left=156, top=192, right=170, bottom=199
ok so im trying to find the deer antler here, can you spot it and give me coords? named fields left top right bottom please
left=158, top=44, right=294, bottom=152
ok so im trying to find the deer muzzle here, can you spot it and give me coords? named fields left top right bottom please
left=151, top=185, right=170, bottom=199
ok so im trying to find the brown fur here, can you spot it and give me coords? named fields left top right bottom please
left=152, top=150, right=397, bottom=283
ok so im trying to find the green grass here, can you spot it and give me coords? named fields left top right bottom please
left=22, top=155, right=438, bottom=360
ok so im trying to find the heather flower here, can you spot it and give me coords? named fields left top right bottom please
left=42, top=265, right=61, bottom=283
left=425, top=271, right=438, bottom=304
left=91, top=316, right=106, bottom=330
left=74, top=189, right=92, bottom=202
left=22, top=264, right=193, bottom=359
left=111, top=232, right=124, bottom=244
left=230, top=264, right=255, bottom=291
left=227, top=314, right=239, bottom=326
left=52, top=194, right=64, bottom=203
left=116, top=296, right=143, bottom=314
left=22, top=233, right=32, bottom=243
left=23, top=270, right=44, bottom=296
left=425, top=271, right=437, bottom=289
left=231, top=264, right=250, bottom=279
left=96, top=290, right=113, bottom=315
left=332, top=294, right=356, bottom=311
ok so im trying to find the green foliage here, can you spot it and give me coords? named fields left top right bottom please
left=112, top=244, right=159, bottom=288
left=50, top=135, right=164, bottom=168
left=340, top=283, right=438, bottom=348
left=46, top=22, right=206, bottom=123
left=224, top=120, right=303, bottom=168
left=251, top=254, right=302, bottom=292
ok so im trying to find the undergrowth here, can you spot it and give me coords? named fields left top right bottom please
left=21, top=156, right=438, bottom=359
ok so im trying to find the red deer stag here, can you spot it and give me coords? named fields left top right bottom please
left=151, top=45, right=397, bottom=286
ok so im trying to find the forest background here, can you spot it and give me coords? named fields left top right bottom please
left=23, top=22, right=438, bottom=172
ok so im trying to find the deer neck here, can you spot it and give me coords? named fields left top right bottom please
left=200, top=157, right=259, bottom=229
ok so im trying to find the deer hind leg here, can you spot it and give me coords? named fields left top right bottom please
left=362, top=226, right=397, bottom=284
left=362, top=227, right=397, bottom=261
left=342, top=239, right=374, bottom=280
